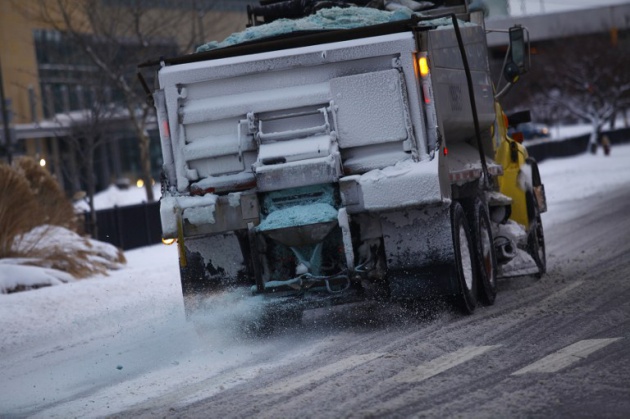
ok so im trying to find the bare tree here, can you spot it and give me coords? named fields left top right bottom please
left=17, top=0, right=245, bottom=202
left=525, top=32, right=630, bottom=147
left=54, top=83, right=116, bottom=237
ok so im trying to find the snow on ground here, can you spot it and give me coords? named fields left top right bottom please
left=549, top=123, right=591, bottom=140
left=0, top=260, right=75, bottom=293
left=0, top=243, right=180, bottom=355
left=536, top=143, right=630, bottom=227
left=546, top=118, right=628, bottom=142
left=74, top=183, right=161, bottom=212
left=0, top=144, right=629, bottom=416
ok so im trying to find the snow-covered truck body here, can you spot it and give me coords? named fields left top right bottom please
left=145, top=2, right=546, bottom=318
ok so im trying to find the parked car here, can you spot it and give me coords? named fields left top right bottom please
left=515, top=122, right=551, bottom=140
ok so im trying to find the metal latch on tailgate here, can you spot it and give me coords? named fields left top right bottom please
left=250, top=106, right=333, bottom=143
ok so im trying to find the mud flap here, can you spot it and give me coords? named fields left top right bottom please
left=380, top=203, right=459, bottom=299
left=178, top=232, right=252, bottom=316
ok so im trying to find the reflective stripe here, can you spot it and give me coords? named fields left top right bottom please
left=449, top=164, right=503, bottom=183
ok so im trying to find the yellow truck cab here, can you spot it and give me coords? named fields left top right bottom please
left=493, top=103, right=547, bottom=277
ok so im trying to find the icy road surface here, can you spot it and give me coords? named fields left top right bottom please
left=1, top=145, right=630, bottom=417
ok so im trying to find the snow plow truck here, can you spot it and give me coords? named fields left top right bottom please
left=139, top=0, right=547, bottom=324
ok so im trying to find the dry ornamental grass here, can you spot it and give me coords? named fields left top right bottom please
left=13, top=157, right=78, bottom=230
left=1, top=157, right=125, bottom=284
left=0, top=164, right=38, bottom=259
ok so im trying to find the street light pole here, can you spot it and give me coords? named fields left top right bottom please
left=0, top=55, right=13, bottom=164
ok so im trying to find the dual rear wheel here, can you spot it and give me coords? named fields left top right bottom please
left=451, top=199, right=498, bottom=314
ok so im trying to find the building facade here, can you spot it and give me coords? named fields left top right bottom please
left=0, top=0, right=249, bottom=195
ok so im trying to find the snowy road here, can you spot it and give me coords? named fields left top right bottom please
left=1, top=146, right=630, bottom=418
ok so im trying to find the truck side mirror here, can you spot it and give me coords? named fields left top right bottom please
left=504, top=26, right=529, bottom=83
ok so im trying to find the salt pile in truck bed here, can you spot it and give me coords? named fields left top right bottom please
left=196, top=7, right=415, bottom=52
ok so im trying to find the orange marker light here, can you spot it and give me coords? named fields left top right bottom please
left=419, top=56, right=429, bottom=77
left=512, top=132, right=524, bottom=144
left=443, top=146, right=448, bottom=156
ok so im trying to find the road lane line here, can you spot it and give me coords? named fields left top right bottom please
left=512, top=338, right=622, bottom=375
left=255, top=352, right=384, bottom=395
left=391, top=345, right=500, bottom=383
left=539, top=280, right=584, bottom=306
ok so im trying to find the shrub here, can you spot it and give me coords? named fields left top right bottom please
left=12, top=225, right=126, bottom=278
left=0, top=158, right=125, bottom=283
left=13, top=156, right=77, bottom=230
left=0, top=164, right=39, bottom=258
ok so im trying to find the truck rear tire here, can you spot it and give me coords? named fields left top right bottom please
left=451, top=201, right=478, bottom=314
left=468, top=197, right=498, bottom=305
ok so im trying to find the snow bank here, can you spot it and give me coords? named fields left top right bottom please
left=13, top=225, right=121, bottom=263
left=1, top=225, right=125, bottom=294
left=74, top=184, right=161, bottom=212
left=0, top=260, right=74, bottom=294
left=538, top=142, right=630, bottom=227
